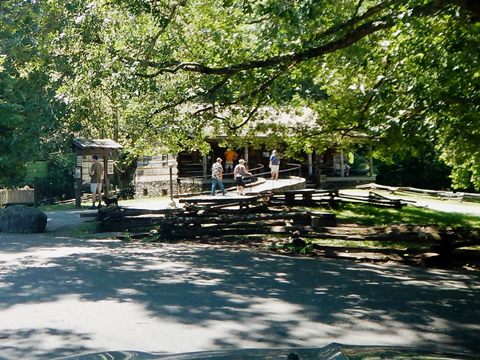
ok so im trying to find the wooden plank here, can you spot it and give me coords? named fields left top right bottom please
left=179, top=195, right=258, bottom=204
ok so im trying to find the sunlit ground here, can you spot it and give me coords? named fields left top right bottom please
left=0, top=233, right=479, bottom=359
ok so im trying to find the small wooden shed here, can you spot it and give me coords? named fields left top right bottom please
left=72, top=138, right=123, bottom=207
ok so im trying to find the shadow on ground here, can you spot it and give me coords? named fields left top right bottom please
left=0, top=210, right=479, bottom=359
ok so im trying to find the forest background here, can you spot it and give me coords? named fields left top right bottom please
left=0, top=0, right=479, bottom=200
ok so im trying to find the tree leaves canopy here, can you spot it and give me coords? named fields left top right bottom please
left=1, top=0, right=479, bottom=189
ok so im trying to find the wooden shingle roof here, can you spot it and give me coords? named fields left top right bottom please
left=73, top=138, right=123, bottom=150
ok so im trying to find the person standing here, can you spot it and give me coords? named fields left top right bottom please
left=90, top=155, right=104, bottom=209
left=233, top=159, right=252, bottom=195
left=224, top=148, right=238, bottom=173
left=269, top=150, right=280, bottom=180
left=211, top=157, right=226, bottom=196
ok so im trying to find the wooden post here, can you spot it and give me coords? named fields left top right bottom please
left=75, top=177, right=82, bottom=208
left=369, top=144, right=374, bottom=177
left=202, top=155, right=208, bottom=178
left=74, top=153, right=82, bottom=208
left=169, top=164, right=174, bottom=199
left=340, top=149, right=345, bottom=177
left=308, top=152, right=313, bottom=177
left=285, top=193, right=295, bottom=205
left=103, top=154, right=110, bottom=198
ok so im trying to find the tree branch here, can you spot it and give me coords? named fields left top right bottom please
left=151, top=75, right=230, bottom=115
left=353, top=0, right=365, bottom=17
left=140, top=0, right=456, bottom=77
left=143, top=0, right=188, bottom=58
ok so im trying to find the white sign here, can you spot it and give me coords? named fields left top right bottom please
left=107, top=160, right=114, bottom=175
left=74, top=167, right=82, bottom=179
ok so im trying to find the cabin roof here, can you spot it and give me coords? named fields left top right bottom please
left=73, top=138, right=123, bottom=151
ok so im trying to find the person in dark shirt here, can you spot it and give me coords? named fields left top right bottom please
left=269, top=150, right=280, bottom=180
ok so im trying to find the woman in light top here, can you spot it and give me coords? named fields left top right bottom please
left=233, top=159, right=251, bottom=195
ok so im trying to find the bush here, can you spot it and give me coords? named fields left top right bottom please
left=30, top=155, right=75, bottom=202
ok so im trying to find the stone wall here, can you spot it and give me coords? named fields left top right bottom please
left=320, top=176, right=377, bottom=189
left=135, top=178, right=204, bottom=198
left=135, top=180, right=171, bottom=198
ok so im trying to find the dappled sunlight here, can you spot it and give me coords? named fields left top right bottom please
left=0, top=246, right=102, bottom=260
left=248, top=297, right=304, bottom=321
left=0, top=327, right=93, bottom=360
left=326, top=310, right=456, bottom=349
left=0, top=235, right=479, bottom=357
left=86, top=238, right=123, bottom=244
left=354, top=263, right=480, bottom=291
left=0, top=294, right=227, bottom=356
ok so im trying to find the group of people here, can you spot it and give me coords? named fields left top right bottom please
left=210, top=149, right=280, bottom=196
left=89, top=149, right=280, bottom=205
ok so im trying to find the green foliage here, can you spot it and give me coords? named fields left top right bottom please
left=1, top=0, right=479, bottom=191
left=375, top=143, right=452, bottom=190
left=271, top=240, right=314, bottom=255
left=0, top=0, right=72, bottom=188
left=29, top=154, right=75, bottom=201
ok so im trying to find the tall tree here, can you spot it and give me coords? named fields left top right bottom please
left=0, top=0, right=84, bottom=192
left=3, top=0, right=479, bottom=188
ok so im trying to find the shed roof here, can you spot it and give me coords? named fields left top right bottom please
left=73, top=138, right=123, bottom=151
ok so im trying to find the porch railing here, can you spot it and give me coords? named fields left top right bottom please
left=175, top=162, right=302, bottom=196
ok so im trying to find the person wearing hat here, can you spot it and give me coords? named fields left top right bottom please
left=90, top=154, right=104, bottom=209
left=211, top=157, right=226, bottom=195
left=233, top=159, right=252, bottom=195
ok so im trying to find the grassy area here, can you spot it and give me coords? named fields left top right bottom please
left=37, top=201, right=98, bottom=211
left=268, top=204, right=480, bottom=257
left=37, top=203, right=78, bottom=211
left=69, top=222, right=99, bottom=237
left=333, top=203, right=480, bottom=228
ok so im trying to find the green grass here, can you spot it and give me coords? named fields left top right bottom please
left=37, top=200, right=99, bottom=211
left=69, top=222, right=99, bottom=237
left=273, top=203, right=480, bottom=255
left=37, top=203, right=78, bottom=211
left=333, top=203, right=480, bottom=228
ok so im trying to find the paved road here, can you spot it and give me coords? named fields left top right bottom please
left=0, top=210, right=479, bottom=359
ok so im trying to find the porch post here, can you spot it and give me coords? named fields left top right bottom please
left=340, top=149, right=345, bottom=177
left=369, top=144, right=374, bottom=177
left=103, top=153, right=110, bottom=198
left=202, top=155, right=208, bottom=178
left=74, top=152, right=82, bottom=208
left=307, top=152, right=313, bottom=177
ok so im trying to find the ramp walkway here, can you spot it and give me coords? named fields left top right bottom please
left=175, top=176, right=305, bottom=210
left=246, top=176, right=305, bottom=194
left=121, top=176, right=306, bottom=211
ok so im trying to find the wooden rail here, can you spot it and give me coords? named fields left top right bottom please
left=269, top=189, right=405, bottom=208
left=0, top=187, right=35, bottom=207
